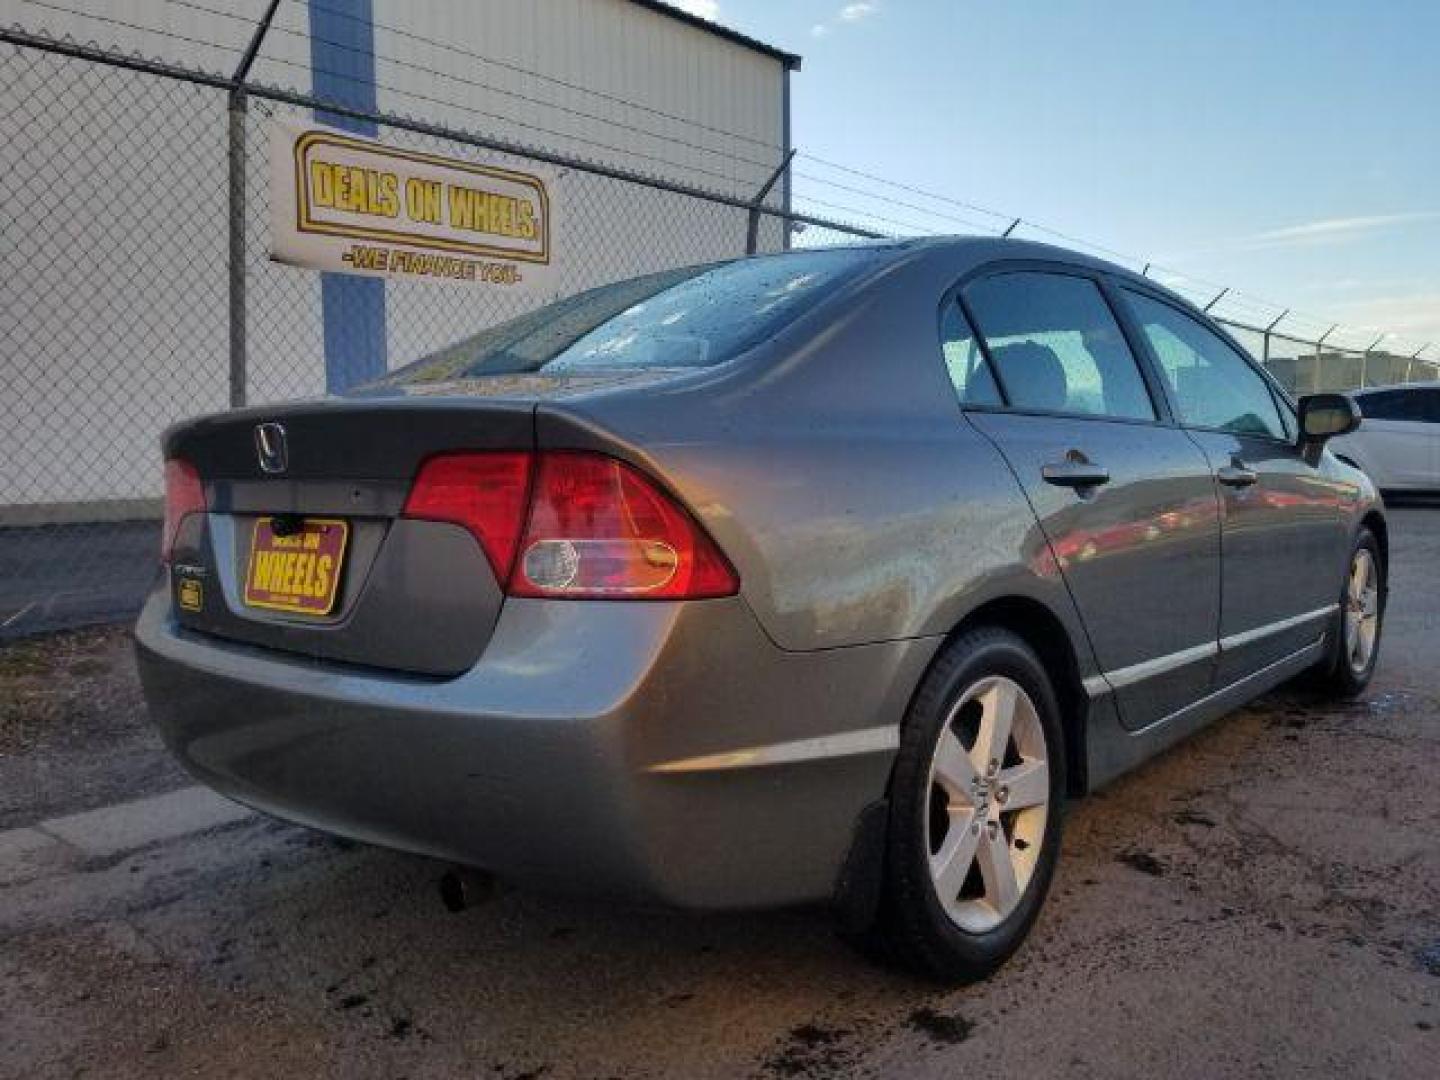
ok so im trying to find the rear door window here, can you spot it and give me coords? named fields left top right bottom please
left=1121, top=290, right=1287, bottom=440
left=962, top=272, right=1156, bottom=420
left=938, top=301, right=1002, bottom=406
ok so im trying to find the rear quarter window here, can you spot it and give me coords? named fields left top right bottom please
left=938, top=302, right=1002, bottom=406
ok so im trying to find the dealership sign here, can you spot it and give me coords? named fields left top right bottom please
left=269, top=121, right=557, bottom=289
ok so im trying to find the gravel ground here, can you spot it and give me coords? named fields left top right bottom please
left=0, top=625, right=185, bottom=829
left=1, top=509, right=1436, bottom=1079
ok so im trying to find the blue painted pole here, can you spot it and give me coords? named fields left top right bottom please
left=308, top=0, right=386, bottom=392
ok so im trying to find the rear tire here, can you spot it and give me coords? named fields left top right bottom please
left=872, top=627, right=1065, bottom=983
left=1309, top=528, right=1384, bottom=698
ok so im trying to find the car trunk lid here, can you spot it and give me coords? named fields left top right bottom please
left=163, top=398, right=534, bottom=677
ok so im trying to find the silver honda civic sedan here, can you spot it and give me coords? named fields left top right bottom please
left=136, top=238, right=1386, bottom=981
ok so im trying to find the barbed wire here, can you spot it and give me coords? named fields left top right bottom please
left=797, top=153, right=1015, bottom=227
left=154, top=0, right=788, bottom=176
left=792, top=171, right=1004, bottom=234
left=21, top=0, right=251, bottom=60
left=25, top=2, right=772, bottom=186
left=21, top=1, right=778, bottom=196
left=9, top=2, right=1436, bottom=358
left=793, top=152, right=1428, bottom=347
left=790, top=195, right=944, bottom=237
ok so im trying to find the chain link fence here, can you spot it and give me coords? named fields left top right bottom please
left=1, top=23, right=1433, bottom=639
left=1137, top=284, right=1440, bottom=398
left=0, top=27, right=871, bottom=637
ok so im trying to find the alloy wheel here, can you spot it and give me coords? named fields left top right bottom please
left=924, top=675, right=1050, bottom=933
left=1344, top=548, right=1380, bottom=675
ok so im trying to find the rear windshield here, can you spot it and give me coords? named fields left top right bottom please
left=375, top=248, right=882, bottom=386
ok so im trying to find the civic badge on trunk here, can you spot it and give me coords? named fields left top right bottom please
left=254, top=422, right=288, bottom=474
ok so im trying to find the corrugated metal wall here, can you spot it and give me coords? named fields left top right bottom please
left=369, top=0, right=786, bottom=193
left=0, top=1, right=787, bottom=192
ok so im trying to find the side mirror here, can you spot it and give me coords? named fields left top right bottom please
left=1298, top=393, right=1360, bottom=442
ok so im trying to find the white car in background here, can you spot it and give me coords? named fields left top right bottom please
left=1330, top=383, right=1440, bottom=496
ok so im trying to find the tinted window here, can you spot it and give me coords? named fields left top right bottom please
left=1425, top=390, right=1440, bottom=423
left=939, top=302, right=1002, bottom=406
left=1122, top=290, right=1286, bottom=439
left=1357, top=389, right=1430, bottom=422
left=963, top=272, right=1155, bottom=420
left=377, top=248, right=882, bottom=385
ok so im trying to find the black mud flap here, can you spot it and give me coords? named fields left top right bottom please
left=831, top=798, right=890, bottom=935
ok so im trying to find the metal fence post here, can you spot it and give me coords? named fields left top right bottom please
left=1362, top=334, right=1384, bottom=388
left=1314, top=325, right=1339, bottom=392
left=746, top=149, right=796, bottom=255
left=1407, top=343, right=1431, bottom=383
left=1262, top=308, right=1287, bottom=374
left=227, top=97, right=248, bottom=408
left=227, top=1, right=280, bottom=409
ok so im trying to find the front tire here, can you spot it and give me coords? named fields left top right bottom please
left=1310, top=528, right=1384, bottom=697
left=875, top=627, right=1066, bottom=983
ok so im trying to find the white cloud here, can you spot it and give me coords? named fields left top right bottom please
left=1329, top=291, right=1440, bottom=339
left=1163, top=210, right=1440, bottom=263
left=667, top=0, right=719, bottom=20
left=1242, top=211, right=1440, bottom=249
left=811, top=2, right=878, bottom=39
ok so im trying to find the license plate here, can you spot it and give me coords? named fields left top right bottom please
left=243, top=517, right=349, bottom=616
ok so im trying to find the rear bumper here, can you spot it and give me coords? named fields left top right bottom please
left=135, top=588, right=936, bottom=909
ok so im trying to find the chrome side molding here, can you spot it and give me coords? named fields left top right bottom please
left=1084, top=604, right=1338, bottom=698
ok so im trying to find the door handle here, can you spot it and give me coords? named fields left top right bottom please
left=1041, top=460, right=1111, bottom=488
left=1216, top=463, right=1259, bottom=488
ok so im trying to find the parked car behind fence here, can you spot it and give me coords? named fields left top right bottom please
left=1330, top=384, right=1440, bottom=496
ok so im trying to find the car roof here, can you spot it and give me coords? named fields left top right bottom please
left=807, top=234, right=1157, bottom=288
left=1353, top=381, right=1440, bottom=395
left=765, top=236, right=1210, bottom=340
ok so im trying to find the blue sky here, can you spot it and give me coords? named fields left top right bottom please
left=675, top=1, right=1440, bottom=349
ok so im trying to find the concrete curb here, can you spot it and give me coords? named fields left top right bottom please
left=0, top=786, right=253, bottom=885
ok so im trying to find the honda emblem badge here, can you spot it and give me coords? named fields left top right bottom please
left=254, top=422, right=288, bottom=474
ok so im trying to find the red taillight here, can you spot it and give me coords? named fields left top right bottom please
left=161, top=458, right=205, bottom=562
left=403, top=452, right=534, bottom=580
left=511, top=452, right=738, bottom=600
left=401, top=450, right=738, bottom=600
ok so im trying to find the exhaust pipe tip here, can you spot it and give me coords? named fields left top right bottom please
left=439, top=867, right=498, bottom=913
